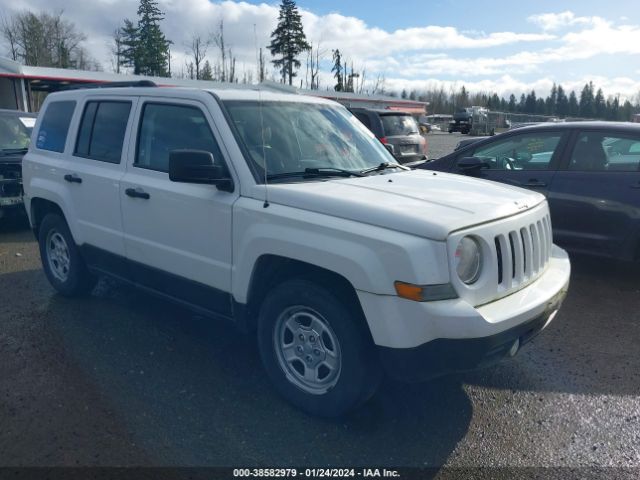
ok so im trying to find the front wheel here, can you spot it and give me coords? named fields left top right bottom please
left=38, top=213, right=96, bottom=296
left=257, top=279, right=381, bottom=417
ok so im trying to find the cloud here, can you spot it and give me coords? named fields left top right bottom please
left=0, top=1, right=638, bottom=100
left=0, top=0, right=553, bottom=71
left=527, top=11, right=598, bottom=31
left=395, top=19, right=640, bottom=78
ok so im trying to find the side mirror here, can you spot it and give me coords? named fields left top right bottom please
left=383, top=143, right=395, bottom=156
left=169, top=150, right=233, bottom=192
left=457, top=156, right=488, bottom=175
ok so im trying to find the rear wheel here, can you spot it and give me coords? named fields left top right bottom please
left=38, top=213, right=96, bottom=296
left=257, top=279, right=381, bottom=417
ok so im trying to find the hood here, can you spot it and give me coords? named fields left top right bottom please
left=258, top=170, right=545, bottom=240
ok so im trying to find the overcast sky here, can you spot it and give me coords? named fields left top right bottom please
left=2, top=0, right=640, bottom=99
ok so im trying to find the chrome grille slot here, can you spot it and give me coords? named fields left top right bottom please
left=494, top=213, right=552, bottom=292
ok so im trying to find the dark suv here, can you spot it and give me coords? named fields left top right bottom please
left=349, top=108, right=427, bottom=165
left=0, top=109, right=37, bottom=220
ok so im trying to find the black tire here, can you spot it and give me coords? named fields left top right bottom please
left=257, top=279, right=381, bottom=417
left=38, top=213, right=96, bottom=297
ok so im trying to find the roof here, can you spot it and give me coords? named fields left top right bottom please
left=510, top=121, right=640, bottom=132
left=43, top=85, right=338, bottom=106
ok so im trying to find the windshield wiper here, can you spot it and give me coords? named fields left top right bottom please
left=267, top=167, right=364, bottom=181
left=0, top=147, right=28, bottom=156
left=360, top=162, right=409, bottom=175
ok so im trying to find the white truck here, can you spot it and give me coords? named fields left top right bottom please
left=22, top=84, right=570, bottom=417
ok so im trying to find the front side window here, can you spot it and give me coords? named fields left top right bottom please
left=75, top=101, right=132, bottom=163
left=36, top=101, right=76, bottom=153
left=380, top=114, right=419, bottom=136
left=570, top=131, right=640, bottom=172
left=472, top=132, right=563, bottom=171
left=223, top=101, right=397, bottom=181
left=136, top=103, right=223, bottom=172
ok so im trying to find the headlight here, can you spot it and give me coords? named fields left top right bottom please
left=454, top=236, right=482, bottom=284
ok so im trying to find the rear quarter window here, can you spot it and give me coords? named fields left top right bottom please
left=36, top=101, right=76, bottom=153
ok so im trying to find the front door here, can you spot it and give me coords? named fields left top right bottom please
left=120, top=99, right=237, bottom=316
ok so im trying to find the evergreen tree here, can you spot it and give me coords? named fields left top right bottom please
left=594, top=88, right=606, bottom=119
left=525, top=90, right=537, bottom=113
left=508, top=94, right=517, bottom=112
left=136, top=0, right=171, bottom=77
left=200, top=60, right=213, bottom=80
left=331, top=49, right=343, bottom=91
left=119, top=19, right=139, bottom=73
left=546, top=83, right=557, bottom=115
left=269, top=0, right=310, bottom=85
left=568, top=90, right=579, bottom=117
left=579, top=82, right=595, bottom=118
left=518, top=93, right=526, bottom=112
left=556, top=85, right=569, bottom=117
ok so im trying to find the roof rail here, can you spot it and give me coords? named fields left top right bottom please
left=59, top=80, right=157, bottom=91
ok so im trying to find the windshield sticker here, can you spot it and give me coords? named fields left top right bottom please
left=19, top=117, right=36, bottom=128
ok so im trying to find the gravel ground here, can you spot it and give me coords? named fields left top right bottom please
left=427, top=131, right=464, bottom=159
left=1, top=143, right=639, bottom=473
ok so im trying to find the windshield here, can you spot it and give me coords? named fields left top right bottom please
left=380, top=114, right=419, bottom=136
left=223, top=100, right=398, bottom=182
left=0, top=113, right=32, bottom=151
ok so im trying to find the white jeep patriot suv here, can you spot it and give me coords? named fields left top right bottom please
left=23, top=84, right=570, bottom=417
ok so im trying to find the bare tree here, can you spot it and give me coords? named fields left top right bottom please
left=370, top=74, right=386, bottom=95
left=186, top=33, right=210, bottom=80
left=1, top=9, right=98, bottom=70
left=212, top=19, right=227, bottom=81
left=110, top=28, right=123, bottom=73
left=305, top=41, right=324, bottom=90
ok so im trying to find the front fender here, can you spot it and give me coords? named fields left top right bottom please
left=231, top=199, right=450, bottom=303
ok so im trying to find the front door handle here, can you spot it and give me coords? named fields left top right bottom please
left=64, top=174, right=82, bottom=184
left=125, top=187, right=150, bottom=199
left=524, top=179, right=547, bottom=188
left=630, top=182, right=640, bottom=189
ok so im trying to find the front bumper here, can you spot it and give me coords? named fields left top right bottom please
left=357, top=245, right=570, bottom=381
left=378, top=291, right=563, bottom=382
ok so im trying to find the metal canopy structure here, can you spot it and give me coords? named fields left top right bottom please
left=0, top=57, right=427, bottom=115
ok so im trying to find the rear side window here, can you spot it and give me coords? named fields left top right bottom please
left=75, top=101, right=132, bottom=163
left=36, top=101, right=76, bottom=152
left=135, top=103, right=223, bottom=172
left=380, top=114, right=418, bottom=136
left=569, top=131, right=640, bottom=172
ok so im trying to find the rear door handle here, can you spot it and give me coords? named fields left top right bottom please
left=630, top=183, right=640, bottom=189
left=64, top=174, right=82, bottom=184
left=524, top=180, right=547, bottom=188
left=125, top=187, right=150, bottom=199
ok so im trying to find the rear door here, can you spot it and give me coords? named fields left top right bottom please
left=548, top=129, right=640, bottom=258
left=48, top=96, right=135, bottom=275
left=467, top=129, right=569, bottom=198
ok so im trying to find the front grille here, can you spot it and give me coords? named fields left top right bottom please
left=493, top=213, right=552, bottom=291
left=0, top=163, right=23, bottom=197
